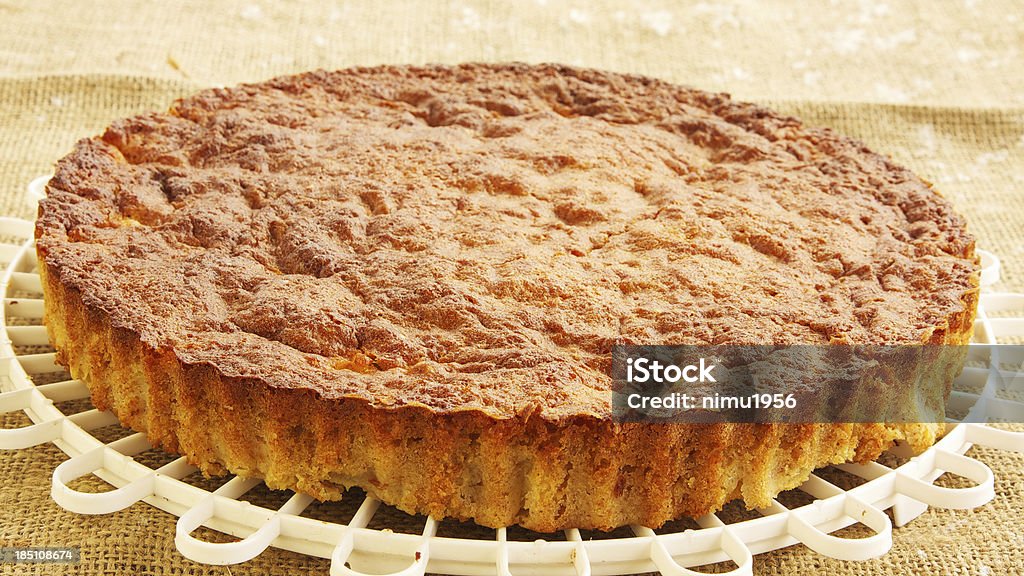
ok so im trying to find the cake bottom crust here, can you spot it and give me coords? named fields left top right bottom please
left=39, top=257, right=978, bottom=532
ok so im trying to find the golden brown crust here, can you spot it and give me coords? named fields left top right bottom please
left=35, top=63, right=981, bottom=531
left=35, top=63, right=979, bottom=421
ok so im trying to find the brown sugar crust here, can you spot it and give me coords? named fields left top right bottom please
left=36, top=63, right=979, bottom=531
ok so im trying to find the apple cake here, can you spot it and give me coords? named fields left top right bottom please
left=34, top=63, right=979, bottom=531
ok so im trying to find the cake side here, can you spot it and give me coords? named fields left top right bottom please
left=39, top=252, right=977, bottom=531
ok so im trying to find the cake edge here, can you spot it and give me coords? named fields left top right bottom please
left=37, top=250, right=979, bottom=531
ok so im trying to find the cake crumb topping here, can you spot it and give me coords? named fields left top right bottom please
left=36, top=63, right=977, bottom=419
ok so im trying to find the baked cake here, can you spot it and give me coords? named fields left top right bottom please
left=35, top=63, right=979, bottom=531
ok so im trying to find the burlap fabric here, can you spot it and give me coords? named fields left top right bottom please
left=1, top=1, right=1022, bottom=574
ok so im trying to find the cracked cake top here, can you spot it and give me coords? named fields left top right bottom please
left=36, top=63, right=977, bottom=420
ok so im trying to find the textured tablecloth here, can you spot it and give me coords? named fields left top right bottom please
left=1, top=1, right=1023, bottom=575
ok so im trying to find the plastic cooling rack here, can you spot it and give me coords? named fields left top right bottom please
left=2, top=175, right=1023, bottom=575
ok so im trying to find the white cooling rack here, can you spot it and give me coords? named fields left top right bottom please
left=2, top=175, right=1024, bottom=576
